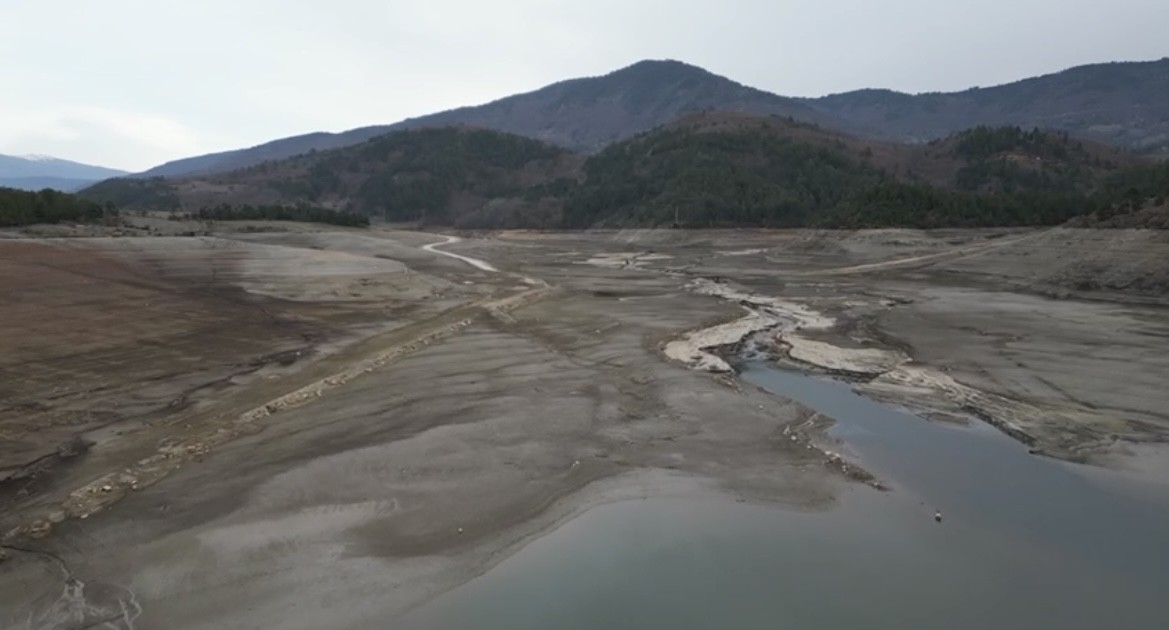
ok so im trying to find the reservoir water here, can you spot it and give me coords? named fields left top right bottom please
left=397, top=363, right=1169, bottom=629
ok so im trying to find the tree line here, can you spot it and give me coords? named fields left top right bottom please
left=556, top=125, right=1123, bottom=229
left=0, top=186, right=116, bottom=227
left=70, top=123, right=1169, bottom=230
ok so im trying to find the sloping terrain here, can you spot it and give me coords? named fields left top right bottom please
left=807, top=58, right=1169, bottom=154
left=1066, top=159, right=1169, bottom=228
left=131, top=58, right=1169, bottom=180
left=0, top=236, right=441, bottom=479
left=934, top=228, right=1169, bottom=299
left=88, top=115, right=1159, bottom=230
left=0, top=177, right=112, bottom=193
left=2, top=225, right=1168, bottom=629
left=558, top=116, right=1144, bottom=228
left=0, top=154, right=127, bottom=191
left=134, top=60, right=841, bottom=179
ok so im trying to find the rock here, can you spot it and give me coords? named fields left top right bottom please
left=934, top=510, right=943, bottom=523
left=56, top=436, right=94, bottom=459
left=28, top=520, right=51, bottom=539
left=100, top=485, right=113, bottom=493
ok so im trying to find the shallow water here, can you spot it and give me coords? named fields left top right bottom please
left=397, top=364, right=1169, bottom=630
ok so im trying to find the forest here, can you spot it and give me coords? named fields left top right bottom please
left=558, top=124, right=1125, bottom=228
left=0, top=186, right=116, bottom=227
left=72, top=122, right=1169, bottom=230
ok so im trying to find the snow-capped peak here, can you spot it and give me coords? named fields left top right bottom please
left=19, top=154, right=60, bottom=162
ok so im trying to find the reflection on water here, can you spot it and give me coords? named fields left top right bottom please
left=397, top=364, right=1169, bottom=630
left=740, top=364, right=1169, bottom=584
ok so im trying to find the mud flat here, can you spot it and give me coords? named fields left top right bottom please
left=2, top=226, right=1168, bottom=629
left=564, top=228, right=1169, bottom=465
left=1, top=226, right=836, bottom=629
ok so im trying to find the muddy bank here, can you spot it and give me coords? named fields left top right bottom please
left=4, top=227, right=1168, bottom=629
left=1, top=234, right=841, bottom=629
left=655, top=267, right=1169, bottom=466
left=662, top=278, right=835, bottom=373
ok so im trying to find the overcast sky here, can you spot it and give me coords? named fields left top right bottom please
left=2, top=0, right=1166, bottom=171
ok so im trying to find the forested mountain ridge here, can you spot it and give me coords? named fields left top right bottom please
left=133, top=60, right=840, bottom=179
left=555, top=115, right=1145, bottom=228
left=806, top=58, right=1169, bottom=156
left=81, top=114, right=1166, bottom=229
left=130, top=58, right=1169, bottom=180
left=86, top=127, right=581, bottom=227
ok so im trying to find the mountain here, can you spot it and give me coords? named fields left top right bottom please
left=86, top=115, right=1157, bottom=229
left=0, top=154, right=128, bottom=191
left=86, top=127, right=580, bottom=227
left=557, top=115, right=1141, bottom=228
left=133, top=58, right=1169, bottom=180
left=133, top=60, right=847, bottom=178
left=805, top=58, right=1169, bottom=155
left=133, top=131, right=387, bottom=179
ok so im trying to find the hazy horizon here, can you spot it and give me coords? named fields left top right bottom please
left=3, top=0, right=1166, bottom=171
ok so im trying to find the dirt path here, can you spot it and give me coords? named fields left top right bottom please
left=421, top=234, right=499, bottom=272
left=786, top=229, right=1045, bottom=276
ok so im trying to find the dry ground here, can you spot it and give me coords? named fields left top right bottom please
left=1, top=224, right=1166, bottom=629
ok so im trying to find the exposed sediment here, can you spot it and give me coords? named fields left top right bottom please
left=662, top=273, right=1160, bottom=464
left=4, top=226, right=1168, bottom=629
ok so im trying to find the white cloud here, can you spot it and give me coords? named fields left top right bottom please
left=0, top=107, right=218, bottom=171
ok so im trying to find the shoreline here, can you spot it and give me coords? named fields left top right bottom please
left=660, top=275, right=1168, bottom=469
left=5, top=226, right=1168, bottom=628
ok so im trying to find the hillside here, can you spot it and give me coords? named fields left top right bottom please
left=0, top=176, right=113, bottom=192
left=385, top=60, right=845, bottom=153
left=559, top=116, right=1135, bottom=228
left=132, top=58, right=1169, bottom=180
left=131, top=60, right=849, bottom=178
left=85, top=115, right=1154, bottom=230
left=807, top=58, right=1169, bottom=155
left=0, top=154, right=128, bottom=191
left=1066, top=160, right=1169, bottom=228
left=90, top=127, right=580, bottom=227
